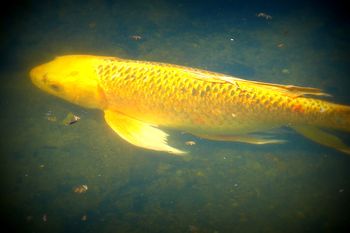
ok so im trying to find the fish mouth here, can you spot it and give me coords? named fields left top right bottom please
left=29, top=65, right=46, bottom=88
left=29, top=66, right=40, bottom=81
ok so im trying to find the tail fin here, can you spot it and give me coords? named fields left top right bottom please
left=292, top=125, right=350, bottom=155
left=291, top=102, right=350, bottom=155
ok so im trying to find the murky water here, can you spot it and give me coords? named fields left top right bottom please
left=1, top=0, right=349, bottom=232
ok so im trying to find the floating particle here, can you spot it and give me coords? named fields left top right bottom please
left=42, top=214, right=47, bottom=222
left=130, top=35, right=142, bottom=41
left=256, top=12, right=272, bottom=20
left=45, top=110, right=57, bottom=122
left=47, top=115, right=57, bottom=122
left=185, top=141, right=196, bottom=146
left=81, top=214, right=87, bottom=221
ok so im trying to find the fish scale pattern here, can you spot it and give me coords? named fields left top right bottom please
left=95, top=58, right=348, bottom=134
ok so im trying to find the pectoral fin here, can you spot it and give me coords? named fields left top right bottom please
left=194, top=134, right=286, bottom=145
left=104, top=110, right=186, bottom=155
left=293, top=125, right=350, bottom=154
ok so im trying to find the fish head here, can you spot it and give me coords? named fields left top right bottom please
left=30, top=55, right=107, bottom=109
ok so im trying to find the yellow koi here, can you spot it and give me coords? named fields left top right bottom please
left=30, top=55, right=350, bottom=155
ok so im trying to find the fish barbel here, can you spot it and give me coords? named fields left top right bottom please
left=30, top=55, right=350, bottom=155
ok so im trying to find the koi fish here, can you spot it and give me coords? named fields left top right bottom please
left=30, top=55, right=350, bottom=155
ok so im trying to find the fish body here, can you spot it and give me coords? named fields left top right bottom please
left=30, top=55, right=350, bottom=155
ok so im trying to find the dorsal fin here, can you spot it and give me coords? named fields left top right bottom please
left=181, top=68, right=331, bottom=98
left=234, top=78, right=331, bottom=98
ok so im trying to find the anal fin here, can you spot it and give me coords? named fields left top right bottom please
left=104, top=110, right=186, bottom=155
left=293, top=125, right=350, bottom=154
left=194, top=134, right=286, bottom=145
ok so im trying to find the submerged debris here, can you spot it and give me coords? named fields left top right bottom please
left=73, top=184, right=88, bottom=194
left=62, top=112, right=80, bottom=125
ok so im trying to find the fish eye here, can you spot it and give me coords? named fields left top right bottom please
left=50, top=84, right=61, bottom=92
